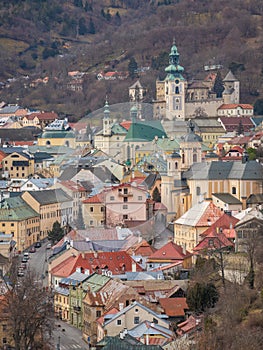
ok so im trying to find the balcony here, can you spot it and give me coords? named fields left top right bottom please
left=118, top=192, right=133, bottom=197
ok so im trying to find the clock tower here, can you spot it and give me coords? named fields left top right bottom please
left=164, top=41, right=186, bottom=121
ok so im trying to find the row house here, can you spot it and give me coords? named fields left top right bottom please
left=49, top=250, right=143, bottom=288
left=83, top=183, right=153, bottom=228
left=22, top=189, right=72, bottom=240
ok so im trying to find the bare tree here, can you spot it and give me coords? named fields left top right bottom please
left=2, top=261, right=54, bottom=350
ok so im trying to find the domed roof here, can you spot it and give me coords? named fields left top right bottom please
left=170, top=151, right=181, bottom=158
left=181, top=120, right=202, bottom=143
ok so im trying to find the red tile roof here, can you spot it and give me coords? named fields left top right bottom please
left=120, top=120, right=132, bottom=130
left=177, top=315, right=203, bottom=336
left=195, top=202, right=223, bottom=227
left=201, top=213, right=239, bottom=237
left=126, top=239, right=156, bottom=257
left=218, top=104, right=253, bottom=110
left=26, top=112, right=58, bottom=120
left=83, top=193, right=104, bottom=204
left=219, top=117, right=254, bottom=132
left=159, top=297, right=189, bottom=317
left=194, top=230, right=234, bottom=253
left=147, top=241, right=191, bottom=262
left=51, top=251, right=143, bottom=277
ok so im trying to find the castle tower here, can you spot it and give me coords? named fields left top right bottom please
left=223, top=70, right=240, bottom=104
left=164, top=40, right=187, bottom=121
left=103, top=98, right=112, bottom=136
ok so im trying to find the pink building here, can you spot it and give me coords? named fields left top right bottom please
left=105, top=183, right=153, bottom=227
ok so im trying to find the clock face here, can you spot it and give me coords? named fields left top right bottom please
left=175, top=79, right=180, bottom=84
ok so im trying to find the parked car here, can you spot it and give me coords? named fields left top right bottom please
left=17, top=269, right=24, bottom=277
left=46, top=243, right=52, bottom=249
left=34, top=241, right=42, bottom=248
left=29, top=246, right=36, bottom=253
left=21, top=257, right=28, bottom=263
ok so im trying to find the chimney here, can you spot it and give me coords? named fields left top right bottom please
left=132, top=261, right=137, bottom=272
left=182, top=244, right=186, bottom=255
left=119, top=302, right=124, bottom=311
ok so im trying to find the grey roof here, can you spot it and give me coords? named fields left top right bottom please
left=142, top=173, right=161, bottom=190
left=0, top=128, right=41, bottom=141
left=128, top=320, right=173, bottom=338
left=71, top=240, right=124, bottom=252
left=0, top=105, right=21, bottom=114
left=184, top=161, right=263, bottom=181
left=212, top=193, right=242, bottom=205
left=60, top=271, right=90, bottom=286
left=223, top=70, right=237, bottom=82
left=25, top=188, right=72, bottom=205
left=124, top=271, right=164, bottom=281
left=246, top=194, right=263, bottom=205
left=59, top=167, right=81, bottom=181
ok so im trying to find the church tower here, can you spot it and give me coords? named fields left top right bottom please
left=103, top=98, right=112, bottom=136
left=164, top=40, right=186, bottom=121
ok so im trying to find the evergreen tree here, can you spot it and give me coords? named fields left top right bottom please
left=88, top=18, right=95, bottom=34
left=152, top=187, right=161, bottom=202
left=213, top=71, right=224, bottom=98
left=114, top=11, right=121, bottom=26
left=187, top=282, right=219, bottom=313
left=78, top=17, right=88, bottom=35
left=47, top=221, right=64, bottom=244
left=237, top=119, right=244, bottom=135
left=128, top=57, right=138, bottom=79
left=254, top=98, right=263, bottom=115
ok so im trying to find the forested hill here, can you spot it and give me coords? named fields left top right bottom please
left=0, top=0, right=263, bottom=118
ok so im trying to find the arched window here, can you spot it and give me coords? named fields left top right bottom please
left=65, top=140, right=69, bottom=147
left=175, top=162, right=178, bottom=169
left=182, top=153, right=185, bottom=164
left=193, top=154, right=197, bottom=162
left=196, top=186, right=201, bottom=195
left=232, top=187, right=236, bottom=195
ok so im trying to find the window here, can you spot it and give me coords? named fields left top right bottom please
left=2, top=223, right=5, bottom=227
left=123, top=197, right=128, bottom=202
left=138, top=196, right=142, bottom=200
left=96, top=310, right=101, bottom=318
left=193, top=154, right=197, bottom=162
left=2, top=324, right=7, bottom=331
left=123, top=205, right=128, bottom=209
left=110, top=196, right=114, bottom=201
left=196, top=187, right=201, bottom=196
left=232, top=187, right=236, bottom=195
left=100, top=206, right=104, bottom=212
left=117, top=319, right=122, bottom=325
left=90, top=220, right=94, bottom=226
left=90, top=207, right=94, bottom=212
left=124, top=188, right=128, bottom=194
left=134, top=316, right=140, bottom=324
left=123, top=215, right=128, bottom=220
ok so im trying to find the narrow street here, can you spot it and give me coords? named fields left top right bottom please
left=25, top=242, right=89, bottom=350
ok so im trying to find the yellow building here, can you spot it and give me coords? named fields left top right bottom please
left=0, top=197, right=40, bottom=252
left=54, top=289, right=70, bottom=322
left=38, top=130, right=76, bottom=148
left=2, top=151, right=34, bottom=179
left=82, top=193, right=105, bottom=228
left=22, top=189, right=72, bottom=240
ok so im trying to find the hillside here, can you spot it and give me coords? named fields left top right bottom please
left=0, top=0, right=263, bottom=118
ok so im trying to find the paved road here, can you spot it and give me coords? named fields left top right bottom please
left=24, top=242, right=90, bottom=350
left=52, top=319, right=90, bottom=350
